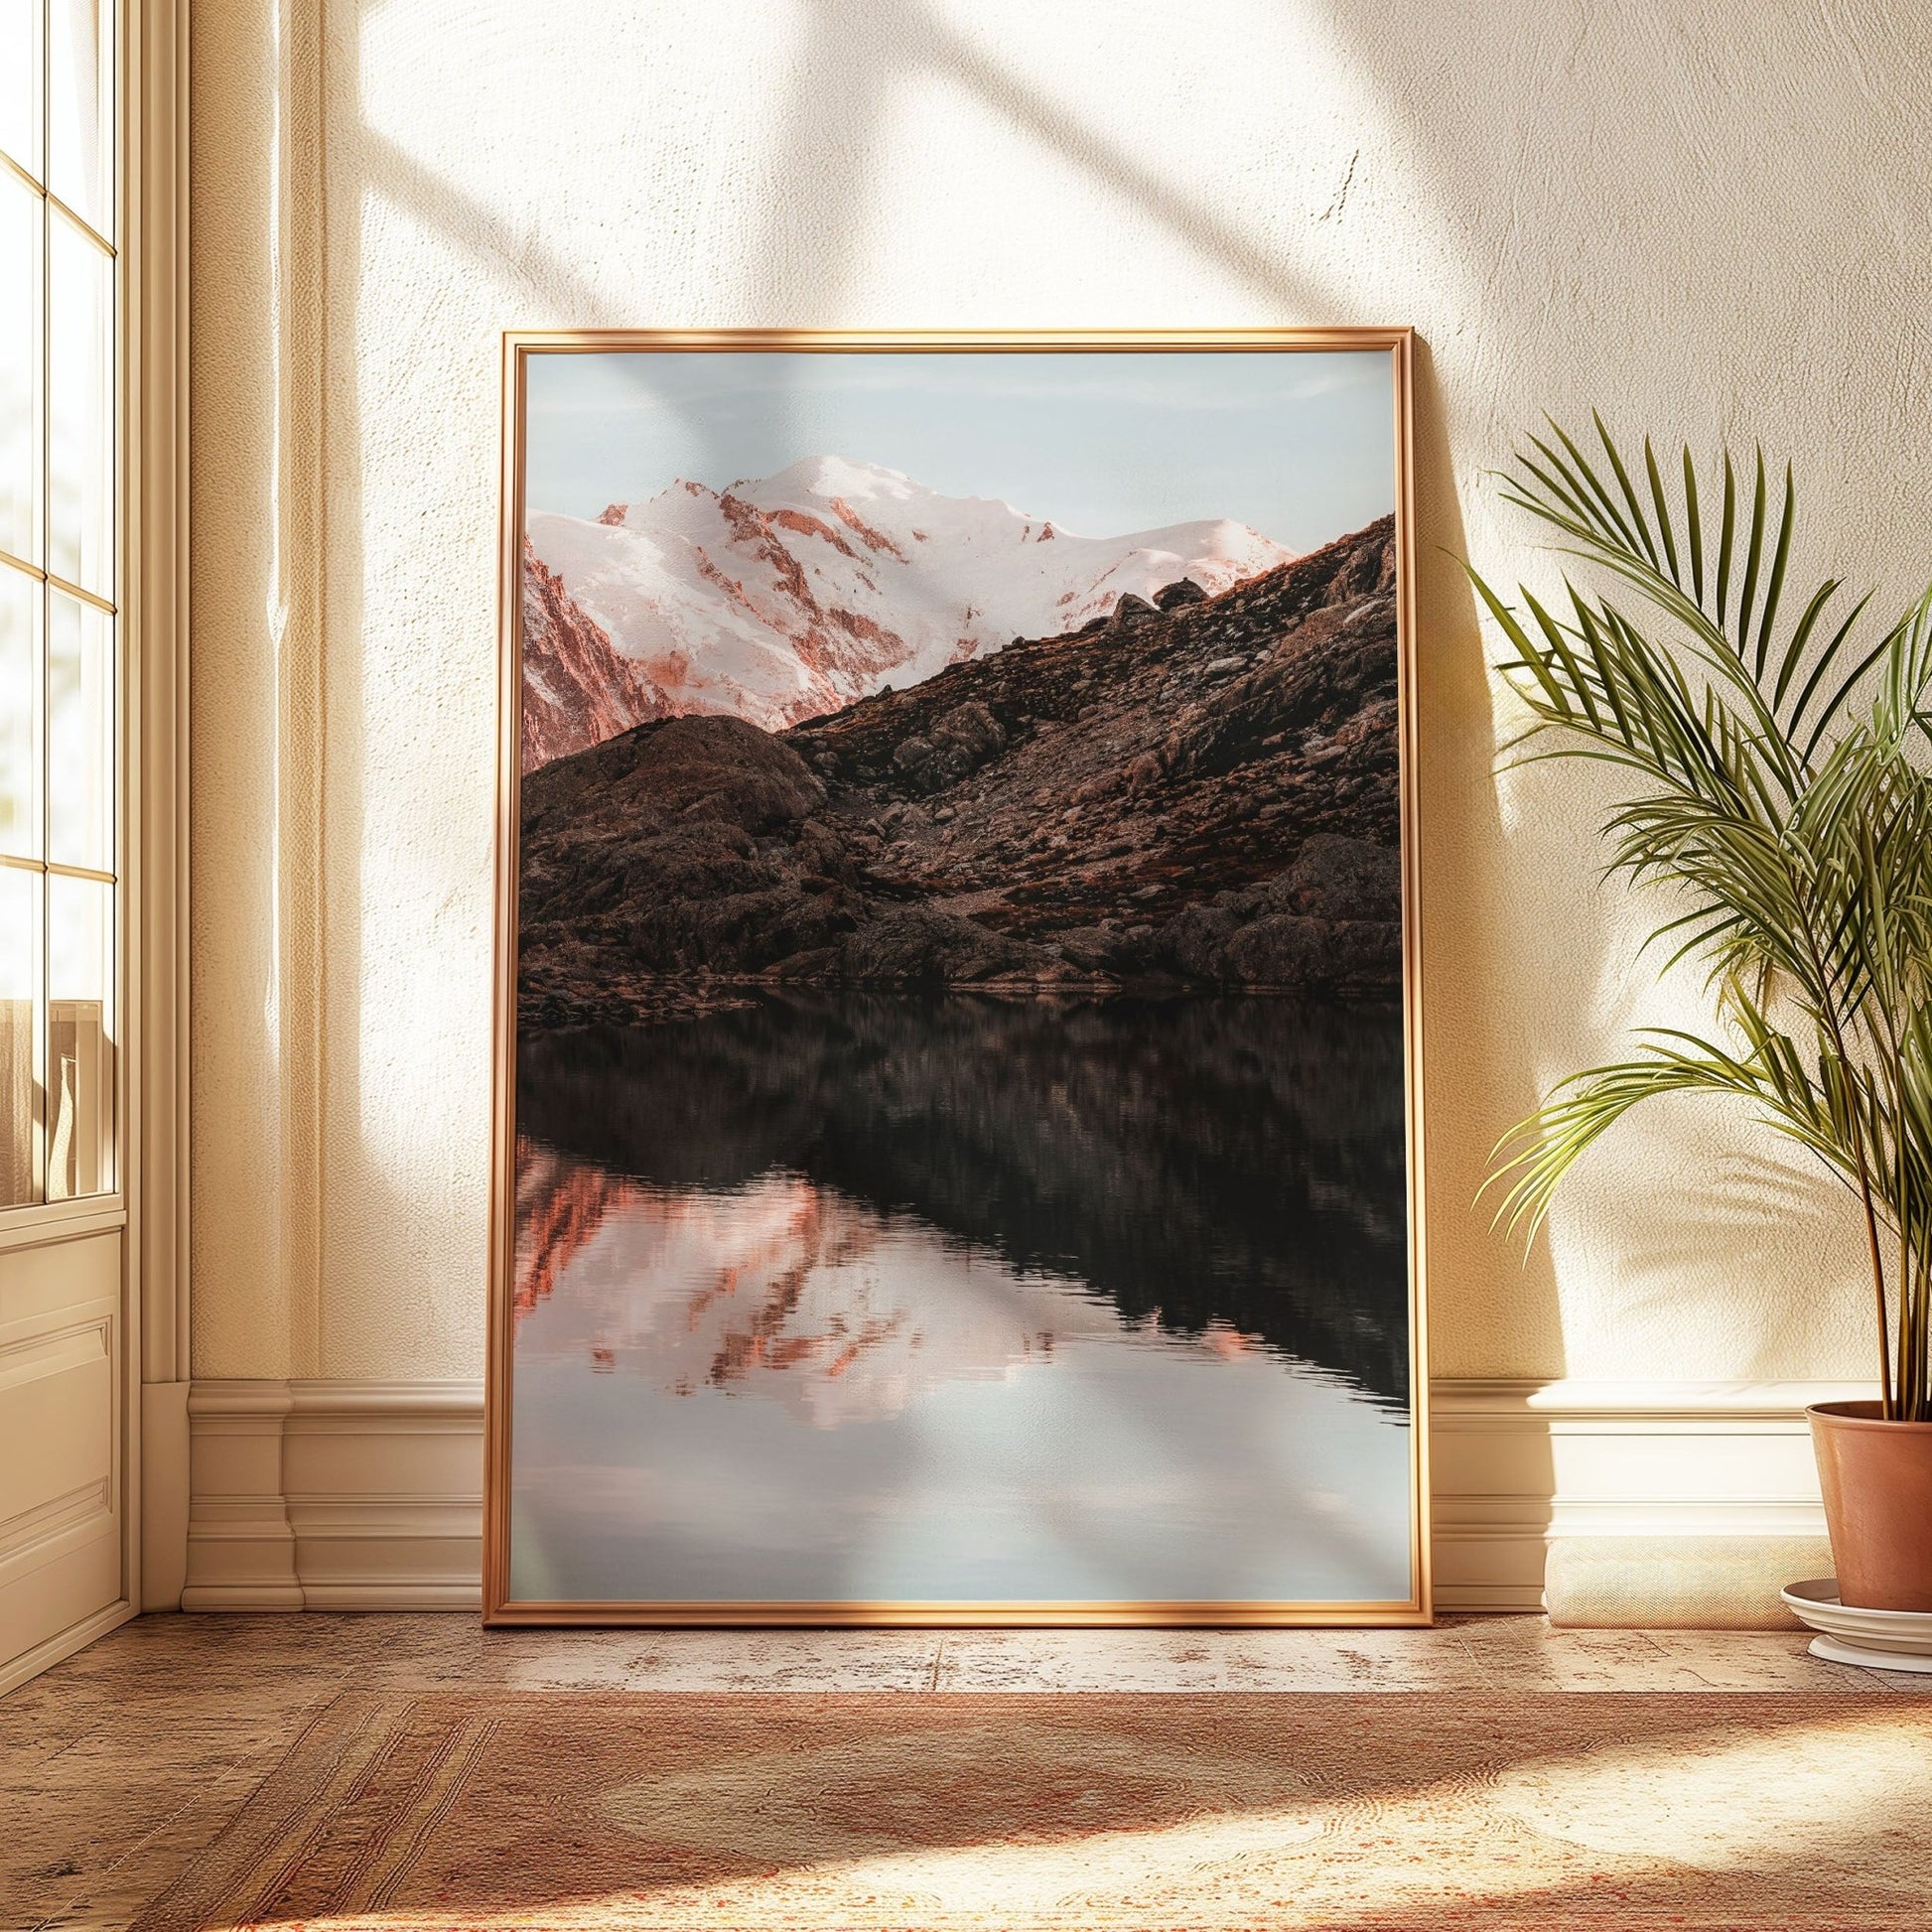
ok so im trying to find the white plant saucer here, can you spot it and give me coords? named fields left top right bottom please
left=1781, top=1578, right=1932, bottom=1674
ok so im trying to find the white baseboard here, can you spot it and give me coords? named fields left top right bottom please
left=1431, top=1378, right=1856, bottom=1621
left=184, top=1380, right=483, bottom=1611
left=181, top=1376, right=1863, bottom=1621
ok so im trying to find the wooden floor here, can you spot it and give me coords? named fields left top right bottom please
left=6, top=1612, right=1928, bottom=1931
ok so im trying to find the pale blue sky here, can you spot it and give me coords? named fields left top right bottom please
left=523, top=349, right=1394, bottom=549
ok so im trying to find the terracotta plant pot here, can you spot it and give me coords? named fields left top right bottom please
left=1809, top=1401, right=1932, bottom=1611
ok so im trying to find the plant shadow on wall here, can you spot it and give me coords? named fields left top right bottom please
left=1474, top=418, right=1932, bottom=1420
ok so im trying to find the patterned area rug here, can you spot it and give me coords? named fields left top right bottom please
left=134, top=1691, right=1931, bottom=1930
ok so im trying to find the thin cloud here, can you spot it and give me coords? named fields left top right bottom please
left=523, top=348, right=1395, bottom=549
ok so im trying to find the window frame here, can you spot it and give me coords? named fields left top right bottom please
left=0, top=0, right=126, bottom=1229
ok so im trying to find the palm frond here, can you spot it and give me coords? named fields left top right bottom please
left=1491, top=421, right=1891, bottom=756
left=1474, top=416, right=1932, bottom=1418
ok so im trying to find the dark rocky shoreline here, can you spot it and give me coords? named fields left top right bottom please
left=519, top=989, right=1412, bottom=1406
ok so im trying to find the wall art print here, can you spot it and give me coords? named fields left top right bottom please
left=486, top=331, right=1428, bottom=1624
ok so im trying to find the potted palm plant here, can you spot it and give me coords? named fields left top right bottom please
left=1473, top=417, right=1932, bottom=1610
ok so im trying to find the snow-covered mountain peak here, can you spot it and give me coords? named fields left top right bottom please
left=522, top=458, right=1299, bottom=763
left=750, top=453, right=924, bottom=506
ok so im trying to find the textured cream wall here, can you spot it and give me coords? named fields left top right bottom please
left=190, top=0, right=1932, bottom=1384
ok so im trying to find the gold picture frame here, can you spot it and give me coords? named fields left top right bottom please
left=486, top=329, right=1428, bottom=1627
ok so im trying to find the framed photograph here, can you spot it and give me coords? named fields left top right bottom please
left=486, top=330, right=1427, bottom=1625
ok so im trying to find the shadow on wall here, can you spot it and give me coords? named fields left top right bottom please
left=223, top=0, right=1926, bottom=1428
left=293, top=0, right=1565, bottom=1405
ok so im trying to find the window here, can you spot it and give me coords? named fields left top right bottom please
left=1, top=1, right=117, bottom=1207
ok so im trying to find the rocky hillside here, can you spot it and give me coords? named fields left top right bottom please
left=522, top=455, right=1295, bottom=752
left=517, top=516, right=1403, bottom=1027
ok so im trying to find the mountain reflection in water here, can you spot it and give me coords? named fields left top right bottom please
left=509, top=992, right=1414, bottom=1605
left=515, top=1157, right=1303, bottom=1430
left=517, top=991, right=1410, bottom=1407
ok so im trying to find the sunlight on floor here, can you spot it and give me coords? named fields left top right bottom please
left=1489, top=1709, right=1929, bottom=1884
left=236, top=1706, right=1927, bottom=1929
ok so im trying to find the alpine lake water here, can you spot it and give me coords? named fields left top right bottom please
left=508, top=989, right=1414, bottom=1607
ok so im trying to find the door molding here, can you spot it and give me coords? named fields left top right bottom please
left=0, top=1600, right=137, bottom=1700
left=128, top=0, right=192, bottom=1613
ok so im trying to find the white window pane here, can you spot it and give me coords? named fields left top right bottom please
left=48, top=0, right=110, bottom=237
left=0, top=567, right=40, bottom=861
left=0, top=166, right=41, bottom=565
left=0, top=0, right=42, bottom=183
left=47, top=870, right=111, bottom=1199
left=0, top=864, right=41, bottom=1206
left=48, top=209, right=111, bottom=598
left=48, top=590, right=109, bottom=872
